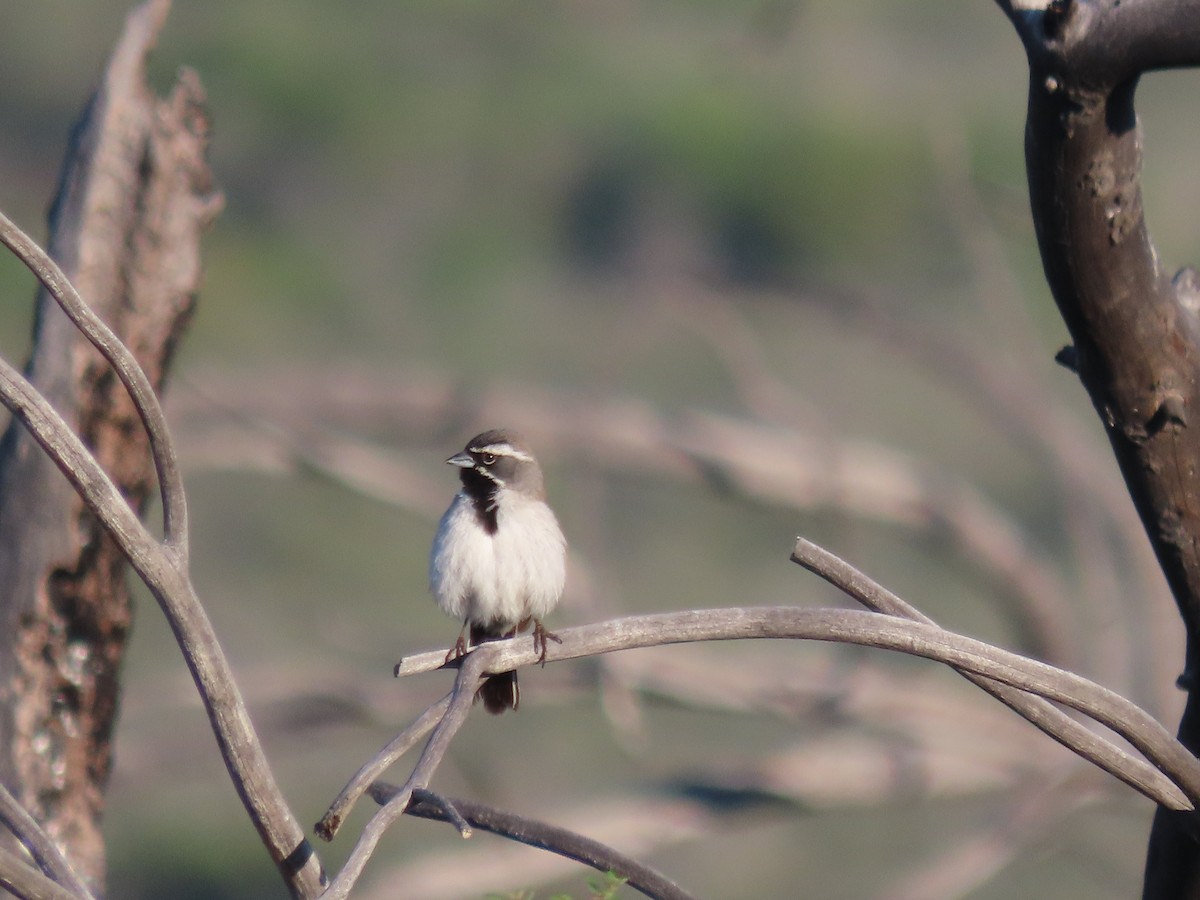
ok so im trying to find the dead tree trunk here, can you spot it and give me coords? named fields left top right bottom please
left=996, top=1, right=1200, bottom=896
left=0, top=0, right=219, bottom=890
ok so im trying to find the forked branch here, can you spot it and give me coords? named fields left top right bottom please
left=321, top=554, right=1199, bottom=893
left=0, top=212, right=324, bottom=895
left=391, top=606, right=1199, bottom=804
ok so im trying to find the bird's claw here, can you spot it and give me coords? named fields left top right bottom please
left=444, top=634, right=469, bottom=664
left=531, top=620, right=561, bottom=667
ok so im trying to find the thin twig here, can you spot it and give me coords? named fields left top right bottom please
left=0, top=783, right=94, bottom=900
left=386, top=786, right=697, bottom=900
left=403, top=788, right=473, bottom=838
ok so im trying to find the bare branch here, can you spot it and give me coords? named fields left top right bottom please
left=0, top=209, right=188, bottom=554
left=1015, top=1, right=1200, bottom=645
left=0, top=2, right=219, bottom=882
left=0, top=198, right=329, bottom=899
left=395, top=605, right=1199, bottom=806
left=319, top=652, right=488, bottom=899
left=356, top=793, right=723, bottom=900
left=0, top=344, right=325, bottom=895
left=390, top=787, right=697, bottom=900
left=791, top=538, right=1190, bottom=808
left=0, top=844, right=82, bottom=900
left=0, top=356, right=159, bottom=572
left=1002, top=0, right=1200, bottom=79
left=0, top=784, right=93, bottom=900
left=315, top=694, right=451, bottom=842
left=403, top=789, right=473, bottom=838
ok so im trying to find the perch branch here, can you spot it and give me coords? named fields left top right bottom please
left=327, top=597, right=1193, bottom=891
left=174, top=370, right=1081, bottom=667
left=392, top=606, right=1199, bottom=807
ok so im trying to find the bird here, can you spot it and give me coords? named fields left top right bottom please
left=429, top=429, right=566, bottom=713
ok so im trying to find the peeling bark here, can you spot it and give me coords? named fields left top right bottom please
left=0, top=0, right=219, bottom=890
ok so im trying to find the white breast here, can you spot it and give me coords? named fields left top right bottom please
left=429, top=489, right=566, bottom=629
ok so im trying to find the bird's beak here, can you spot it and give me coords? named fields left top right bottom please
left=446, top=451, right=474, bottom=468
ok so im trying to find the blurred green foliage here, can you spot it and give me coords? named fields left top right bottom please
left=1, top=2, right=1197, bottom=898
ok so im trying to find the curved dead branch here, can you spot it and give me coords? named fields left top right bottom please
left=323, top=571, right=1199, bottom=893
left=791, top=538, right=1189, bottom=810
left=0, top=783, right=93, bottom=900
left=394, top=787, right=696, bottom=900
left=390, top=606, right=1200, bottom=805
left=0, top=843, right=82, bottom=900
left=0, top=215, right=324, bottom=894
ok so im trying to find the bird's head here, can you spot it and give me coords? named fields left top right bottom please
left=447, top=429, right=546, bottom=499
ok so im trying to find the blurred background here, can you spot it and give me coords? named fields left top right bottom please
left=1, top=2, right=1199, bottom=898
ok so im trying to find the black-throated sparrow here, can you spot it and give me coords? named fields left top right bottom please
left=429, top=429, right=566, bottom=713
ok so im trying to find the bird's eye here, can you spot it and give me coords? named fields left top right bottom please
left=481, top=453, right=496, bottom=466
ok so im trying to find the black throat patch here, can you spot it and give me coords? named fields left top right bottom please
left=460, top=467, right=499, bottom=535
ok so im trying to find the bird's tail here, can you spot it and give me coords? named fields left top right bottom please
left=470, top=622, right=520, bottom=714
left=478, top=671, right=519, bottom=714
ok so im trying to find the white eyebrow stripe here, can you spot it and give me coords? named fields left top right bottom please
left=470, top=443, right=533, bottom=462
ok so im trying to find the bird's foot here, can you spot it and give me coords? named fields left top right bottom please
left=444, top=632, right=469, bottom=664
left=531, top=619, right=562, bottom=666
